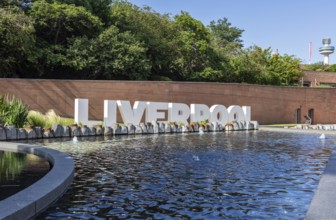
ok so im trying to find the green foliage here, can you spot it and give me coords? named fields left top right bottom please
left=111, top=1, right=176, bottom=80
left=230, top=46, right=302, bottom=85
left=268, top=53, right=302, bottom=85
left=26, top=110, right=47, bottom=127
left=50, top=0, right=112, bottom=26
left=0, top=0, right=305, bottom=85
left=24, top=0, right=103, bottom=78
left=151, top=75, right=172, bottom=81
left=177, top=122, right=185, bottom=126
left=66, top=26, right=151, bottom=79
left=0, top=151, right=26, bottom=181
left=0, top=0, right=32, bottom=10
left=198, top=119, right=208, bottom=126
left=27, top=109, right=74, bottom=128
left=0, top=95, right=29, bottom=128
left=301, top=62, right=326, bottom=72
left=209, top=18, right=244, bottom=47
left=172, top=12, right=211, bottom=80
left=30, top=0, right=103, bottom=45
left=326, top=64, right=336, bottom=72
left=45, top=109, right=74, bottom=127
left=209, top=17, right=244, bottom=58
left=0, top=7, right=35, bottom=77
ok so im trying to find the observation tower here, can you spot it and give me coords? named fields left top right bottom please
left=319, top=38, right=334, bottom=65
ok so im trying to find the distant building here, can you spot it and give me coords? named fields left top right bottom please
left=319, top=38, right=334, bottom=65
left=301, top=71, right=336, bottom=87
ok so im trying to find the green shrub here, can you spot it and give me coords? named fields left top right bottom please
left=45, top=110, right=74, bottom=127
left=326, top=64, right=336, bottom=72
left=0, top=95, right=29, bottom=128
left=26, top=109, right=74, bottom=128
left=26, top=110, right=47, bottom=128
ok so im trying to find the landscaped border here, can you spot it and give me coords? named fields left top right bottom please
left=0, top=142, right=74, bottom=220
left=0, top=121, right=259, bottom=141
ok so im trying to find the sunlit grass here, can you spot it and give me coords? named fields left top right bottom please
left=26, top=110, right=47, bottom=128
left=27, top=110, right=74, bottom=128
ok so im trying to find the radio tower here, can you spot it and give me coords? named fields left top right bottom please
left=319, top=38, right=334, bottom=65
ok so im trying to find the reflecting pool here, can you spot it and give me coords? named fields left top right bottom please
left=34, top=131, right=335, bottom=219
left=0, top=151, right=50, bottom=201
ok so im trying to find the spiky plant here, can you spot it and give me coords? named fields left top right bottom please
left=0, top=94, right=28, bottom=128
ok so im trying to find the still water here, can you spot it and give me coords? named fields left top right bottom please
left=34, top=131, right=334, bottom=219
left=0, top=151, right=50, bottom=201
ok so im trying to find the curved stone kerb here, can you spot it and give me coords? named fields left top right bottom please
left=0, top=142, right=74, bottom=220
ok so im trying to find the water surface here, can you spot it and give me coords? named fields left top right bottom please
left=34, top=131, right=334, bottom=219
left=0, top=151, right=50, bottom=201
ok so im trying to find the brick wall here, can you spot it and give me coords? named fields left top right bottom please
left=303, top=71, right=336, bottom=86
left=0, top=79, right=335, bottom=125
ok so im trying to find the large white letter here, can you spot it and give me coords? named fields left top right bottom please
left=228, top=105, right=246, bottom=122
left=74, top=99, right=101, bottom=126
left=190, top=104, right=210, bottom=123
left=104, top=100, right=117, bottom=127
left=242, top=106, right=251, bottom=121
left=146, top=102, right=168, bottom=122
left=117, top=100, right=147, bottom=125
left=210, top=105, right=229, bottom=125
left=168, top=103, right=190, bottom=125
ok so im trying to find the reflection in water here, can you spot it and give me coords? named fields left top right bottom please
left=0, top=151, right=50, bottom=201
left=34, top=131, right=335, bottom=219
left=0, top=151, right=26, bottom=182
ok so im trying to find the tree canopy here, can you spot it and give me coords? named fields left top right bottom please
left=0, top=0, right=303, bottom=85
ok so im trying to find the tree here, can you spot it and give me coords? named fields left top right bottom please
left=25, top=0, right=103, bottom=78
left=110, top=1, right=177, bottom=80
left=231, top=46, right=302, bottom=85
left=209, top=17, right=244, bottom=55
left=30, top=0, right=102, bottom=45
left=267, top=53, right=302, bottom=85
left=327, top=64, right=336, bottom=72
left=171, top=12, right=212, bottom=80
left=230, top=48, right=265, bottom=84
left=66, top=25, right=151, bottom=80
left=0, top=7, right=35, bottom=77
left=302, top=62, right=326, bottom=72
left=0, top=0, right=32, bottom=10
left=49, top=0, right=112, bottom=26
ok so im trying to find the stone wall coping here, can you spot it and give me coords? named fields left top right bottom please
left=260, top=125, right=336, bottom=135
left=0, top=142, right=74, bottom=220
left=306, top=150, right=336, bottom=219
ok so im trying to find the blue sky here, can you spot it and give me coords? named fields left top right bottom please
left=127, top=0, right=336, bottom=64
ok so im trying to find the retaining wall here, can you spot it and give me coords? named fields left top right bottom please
left=1, top=79, right=336, bottom=124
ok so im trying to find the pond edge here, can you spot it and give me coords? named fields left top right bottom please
left=0, top=142, right=74, bottom=220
